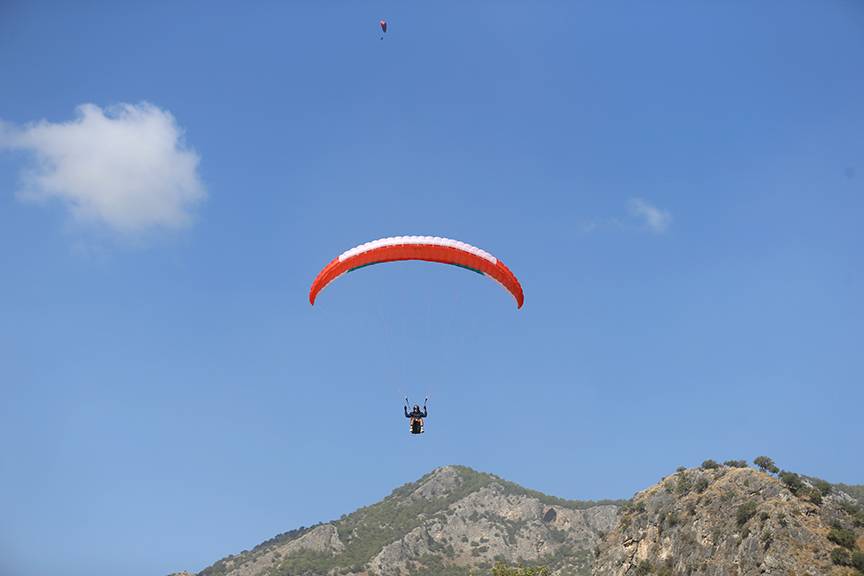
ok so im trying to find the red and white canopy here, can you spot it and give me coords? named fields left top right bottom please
left=309, top=236, right=524, bottom=308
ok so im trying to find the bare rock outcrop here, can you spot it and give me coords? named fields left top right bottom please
left=368, top=482, right=616, bottom=576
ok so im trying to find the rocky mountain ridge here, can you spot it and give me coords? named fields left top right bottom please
left=594, top=464, right=864, bottom=576
left=184, top=463, right=864, bottom=576
left=196, top=466, right=622, bottom=576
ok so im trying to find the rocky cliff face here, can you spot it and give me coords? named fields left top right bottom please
left=365, top=478, right=615, bottom=576
left=197, top=466, right=621, bottom=576
left=592, top=466, right=864, bottom=576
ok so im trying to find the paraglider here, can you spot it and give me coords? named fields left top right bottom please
left=404, top=398, right=427, bottom=434
left=309, top=236, right=524, bottom=308
left=379, top=19, right=387, bottom=39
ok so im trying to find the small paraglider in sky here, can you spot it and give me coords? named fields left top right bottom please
left=379, top=19, right=387, bottom=39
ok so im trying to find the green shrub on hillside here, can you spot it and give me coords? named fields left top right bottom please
left=827, top=525, right=857, bottom=550
left=724, top=460, right=748, bottom=468
left=676, top=473, right=692, bottom=495
left=701, top=460, right=720, bottom=470
left=753, top=456, right=779, bottom=474
left=779, top=471, right=804, bottom=495
left=831, top=547, right=852, bottom=566
left=810, top=477, right=832, bottom=496
left=736, top=501, right=758, bottom=527
left=806, top=488, right=823, bottom=506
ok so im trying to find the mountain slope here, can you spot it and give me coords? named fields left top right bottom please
left=592, top=465, right=864, bottom=576
left=197, top=466, right=623, bottom=576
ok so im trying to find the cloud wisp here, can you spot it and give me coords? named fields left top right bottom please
left=0, top=102, right=205, bottom=235
left=580, top=198, right=672, bottom=235
left=627, top=197, right=672, bottom=234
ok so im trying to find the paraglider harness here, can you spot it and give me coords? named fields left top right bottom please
left=405, top=398, right=427, bottom=434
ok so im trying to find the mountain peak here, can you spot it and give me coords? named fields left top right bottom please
left=198, top=465, right=619, bottom=576
left=408, top=466, right=466, bottom=501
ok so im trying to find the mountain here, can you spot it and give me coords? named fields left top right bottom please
left=195, top=465, right=623, bottom=576
left=593, top=465, right=864, bottom=576
left=186, top=464, right=864, bottom=576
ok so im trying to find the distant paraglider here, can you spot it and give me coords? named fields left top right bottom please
left=308, top=236, right=525, bottom=308
left=405, top=398, right=427, bottom=434
left=379, top=19, right=387, bottom=39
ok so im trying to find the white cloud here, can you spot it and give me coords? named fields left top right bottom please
left=0, top=103, right=205, bottom=234
left=627, top=197, right=671, bottom=234
left=578, top=198, right=672, bottom=235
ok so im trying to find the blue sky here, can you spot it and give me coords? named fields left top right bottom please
left=1, top=1, right=862, bottom=575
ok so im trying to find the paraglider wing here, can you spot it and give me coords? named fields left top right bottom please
left=309, top=236, right=524, bottom=308
left=379, top=19, right=387, bottom=33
